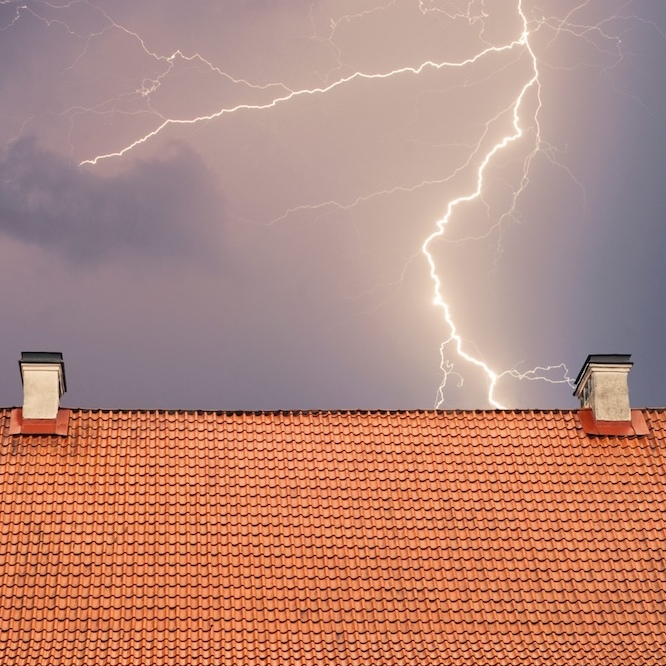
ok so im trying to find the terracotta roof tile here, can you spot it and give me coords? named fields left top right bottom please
left=1, top=408, right=666, bottom=664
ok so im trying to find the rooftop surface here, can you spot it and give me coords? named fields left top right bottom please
left=1, top=407, right=666, bottom=665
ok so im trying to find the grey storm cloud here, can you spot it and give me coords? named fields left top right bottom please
left=0, top=138, right=223, bottom=263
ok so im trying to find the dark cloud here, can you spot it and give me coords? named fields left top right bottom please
left=0, top=138, right=224, bottom=264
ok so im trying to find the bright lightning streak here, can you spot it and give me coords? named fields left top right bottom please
left=5, top=0, right=652, bottom=408
left=420, top=0, right=648, bottom=407
left=71, top=0, right=607, bottom=407
left=80, top=39, right=524, bottom=166
left=423, top=0, right=541, bottom=409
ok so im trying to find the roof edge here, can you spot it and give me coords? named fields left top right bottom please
left=3, top=406, right=664, bottom=416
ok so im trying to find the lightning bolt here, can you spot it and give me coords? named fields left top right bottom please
left=424, top=0, right=541, bottom=409
left=3, top=0, right=657, bottom=408
left=79, top=39, right=525, bottom=167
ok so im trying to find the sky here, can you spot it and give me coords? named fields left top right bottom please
left=0, top=0, right=665, bottom=411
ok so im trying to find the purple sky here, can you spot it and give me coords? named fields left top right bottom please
left=1, top=0, right=665, bottom=411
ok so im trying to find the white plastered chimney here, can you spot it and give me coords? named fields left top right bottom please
left=19, top=352, right=67, bottom=420
left=573, top=354, right=633, bottom=422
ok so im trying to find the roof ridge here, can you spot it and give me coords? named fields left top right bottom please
left=0, top=406, right=617, bottom=415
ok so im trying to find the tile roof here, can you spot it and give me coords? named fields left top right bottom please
left=1, top=407, right=666, bottom=665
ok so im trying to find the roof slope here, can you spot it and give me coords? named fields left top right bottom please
left=1, top=408, right=666, bottom=665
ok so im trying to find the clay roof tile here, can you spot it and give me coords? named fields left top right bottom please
left=2, top=408, right=666, bottom=664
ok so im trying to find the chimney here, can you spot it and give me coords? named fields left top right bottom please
left=573, top=354, right=632, bottom=422
left=19, top=352, right=67, bottom=420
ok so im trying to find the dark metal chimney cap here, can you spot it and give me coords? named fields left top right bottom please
left=573, top=354, right=632, bottom=391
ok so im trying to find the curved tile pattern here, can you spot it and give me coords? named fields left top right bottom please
left=1, top=408, right=665, bottom=665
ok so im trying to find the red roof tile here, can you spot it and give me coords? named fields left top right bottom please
left=1, top=408, right=666, bottom=665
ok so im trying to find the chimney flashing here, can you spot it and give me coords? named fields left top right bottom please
left=8, top=408, right=71, bottom=436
